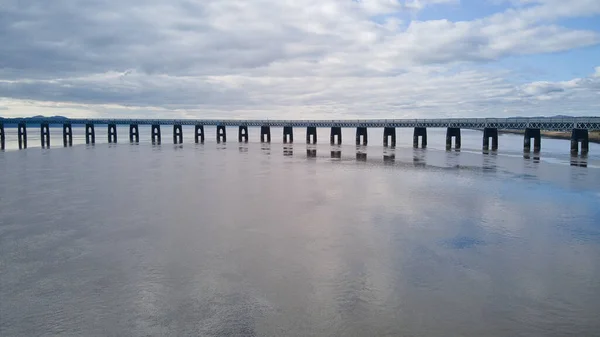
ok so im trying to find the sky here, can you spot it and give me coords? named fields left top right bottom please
left=0, top=0, right=599, bottom=119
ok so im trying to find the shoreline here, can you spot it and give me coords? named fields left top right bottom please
left=495, top=129, right=600, bottom=144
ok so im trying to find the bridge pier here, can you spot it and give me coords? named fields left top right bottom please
left=524, top=128, right=541, bottom=152
left=306, top=126, right=317, bottom=144
left=261, top=126, right=271, bottom=143
left=383, top=127, right=396, bottom=147
left=571, top=129, right=589, bottom=154
left=238, top=126, right=248, bottom=142
left=18, top=123, right=27, bottom=149
left=173, top=124, right=183, bottom=144
left=129, top=124, right=139, bottom=143
left=195, top=125, right=204, bottom=143
left=85, top=124, right=95, bottom=144
left=413, top=127, right=427, bottom=148
left=0, top=123, right=5, bottom=150
left=483, top=128, right=498, bottom=150
left=356, top=127, right=368, bottom=145
left=40, top=123, right=50, bottom=148
left=330, top=127, right=342, bottom=145
left=108, top=124, right=117, bottom=143
left=63, top=123, right=73, bottom=147
left=151, top=124, right=161, bottom=144
left=283, top=126, right=293, bottom=144
left=217, top=125, right=226, bottom=143
left=446, top=127, right=461, bottom=150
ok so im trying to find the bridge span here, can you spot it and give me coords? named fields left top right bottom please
left=0, top=117, right=598, bottom=153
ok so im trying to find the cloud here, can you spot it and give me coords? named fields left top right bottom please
left=0, top=0, right=599, bottom=118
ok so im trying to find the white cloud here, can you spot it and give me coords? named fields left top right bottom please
left=0, top=0, right=598, bottom=118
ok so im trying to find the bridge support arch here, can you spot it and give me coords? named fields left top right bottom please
left=330, top=127, right=342, bottom=145
left=217, top=125, right=226, bottom=143
left=108, top=124, right=117, bottom=143
left=283, top=126, right=293, bottom=144
left=151, top=124, right=161, bottom=144
left=483, top=128, right=498, bottom=150
left=238, top=126, right=248, bottom=142
left=63, top=123, right=73, bottom=147
left=0, top=123, right=5, bottom=150
left=356, top=127, right=368, bottom=145
left=86, top=124, right=95, bottom=144
left=413, top=127, right=427, bottom=148
left=524, top=128, right=541, bottom=152
left=18, top=123, right=27, bottom=149
left=173, top=124, right=183, bottom=144
left=571, top=129, right=589, bottom=154
left=40, top=123, right=50, bottom=148
left=195, top=125, right=204, bottom=143
left=446, top=127, right=461, bottom=150
left=383, top=127, right=396, bottom=147
left=129, top=124, right=139, bottom=143
left=261, top=126, right=271, bottom=143
left=306, top=127, right=317, bottom=144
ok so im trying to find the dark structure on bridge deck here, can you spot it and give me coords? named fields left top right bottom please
left=108, top=124, right=117, bottom=143
left=216, top=125, right=226, bottom=142
left=195, top=125, right=204, bottom=143
left=63, top=123, right=73, bottom=147
left=413, top=127, right=427, bottom=148
left=330, top=127, right=342, bottom=145
left=40, top=123, right=50, bottom=148
left=356, top=127, right=368, bottom=145
left=130, top=124, right=139, bottom=143
left=238, top=126, right=248, bottom=142
left=483, top=128, right=498, bottom=150
left=383, top=127, right=396, bottom=147
left=173, top=124, right=183, bottom=144
left=571, top=129, right=589, bottom=154
left=261, top=126, right=271, bottom=143
left=306, top=127, right=317, bottom=144
left=524, top=128, right=541, bottom=152
left=86, top=124, right=95, bottom=144
left=283, top=126, right=293, bottom=144
left=446, top=127, right=461, bottom=150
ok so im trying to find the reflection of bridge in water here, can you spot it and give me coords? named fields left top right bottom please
left=1, top=117, right=598, bottom=154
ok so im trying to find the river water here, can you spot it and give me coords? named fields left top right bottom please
left=1, top=127, right=599, bottom=336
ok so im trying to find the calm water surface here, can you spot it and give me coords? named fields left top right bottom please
left=1, top=134, right=600, bottom=336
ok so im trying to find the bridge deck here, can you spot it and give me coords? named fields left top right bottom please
left=1, top=117, right=599, bottom=131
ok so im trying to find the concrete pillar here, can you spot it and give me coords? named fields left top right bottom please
left=483, top=128, right=498, bottom=150
left=108, top=124, right=117, bottom=143
left=283, top=126, right=293, bottom=144
left=383, top=127, right=396, bottom=147
left=173, top=124, right=183, bottom=144
left=306, top=126, right=317, bottom=144
left=446, top=127, right=461, bottom=150
left=18, top=123, right=27, bottom=149
left=260, top=126, right=271, bottom=143
left=195, top=125, right=204, bottom=143
left=85, top=124, right=95, bottom=144
left=40, top=123, right=50, bottom=148
left=524, top=128, right=541, bottom=152
left=238, top=126, right=248, bottom=142
left=0, top=123, right=5, bottom=150
left=356, top=127, right=368, bottom=145
left=129, top=124, right=139, bottom=143
left=413, top=127, right=427, bottom=148
left=151, top=124, right=161, bottom=144
left=330, top=127, right=342, bottom=145
left=571, top=129, right=589, bottom=154
left=63, top=123, right=73, bottom=147
left=217, top=125, right=226, bottom=143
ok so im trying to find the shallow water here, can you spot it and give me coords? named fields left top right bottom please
left=1, top=138, right=599, bottom=336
